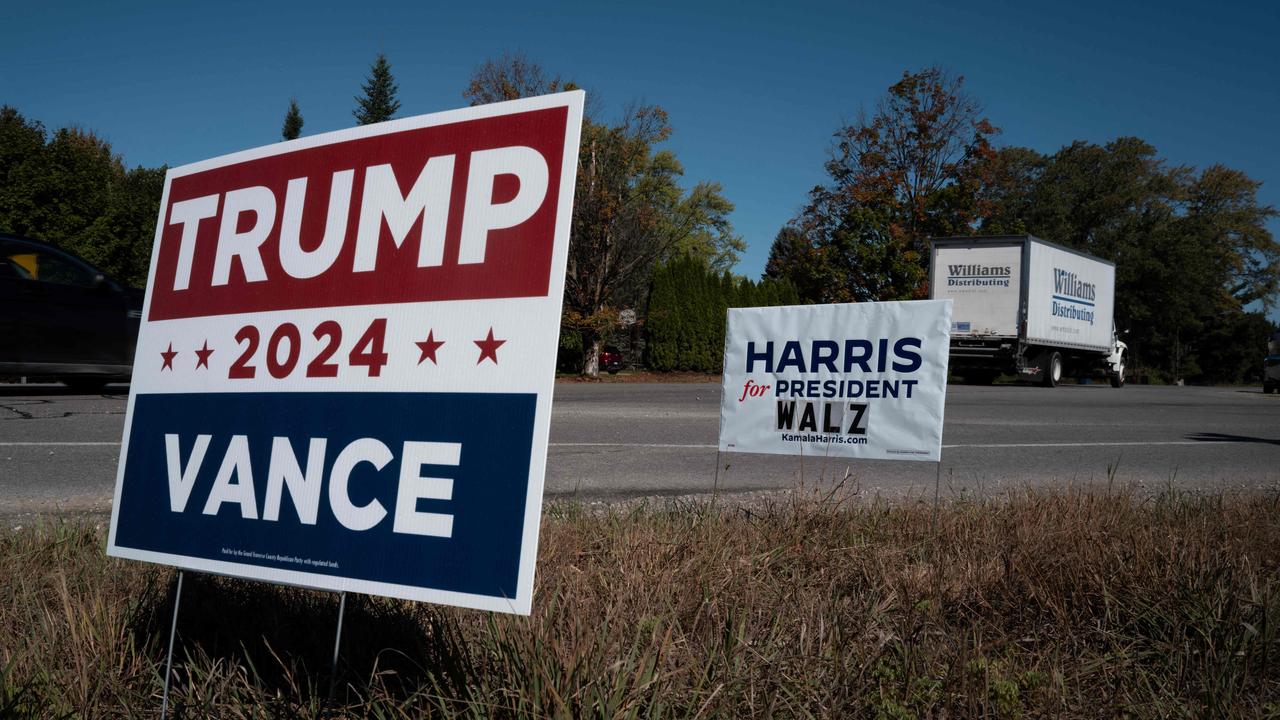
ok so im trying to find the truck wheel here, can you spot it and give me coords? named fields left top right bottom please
left=1041, top=352, right=1062, bottom=388
left=1110, top=363, right=1126, bottom=388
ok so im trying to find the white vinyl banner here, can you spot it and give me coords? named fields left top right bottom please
left=718, top=300, right=952, bottom=461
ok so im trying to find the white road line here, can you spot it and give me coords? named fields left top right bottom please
left=548, top=441, right=1244, bottom=450
left=941, top=440, right=1238, bottom=449
left=0, top=440, right=1246, bottom=450
left=551, top=442, right=716, bottom=449
left=0, top=442, right=122, bottom=446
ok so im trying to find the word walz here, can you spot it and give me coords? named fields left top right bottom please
left=776, top=400, right=869, bottom=435
left=164, top=433, right=460, bottom=537
left=166, top=145, right=549, bottom=290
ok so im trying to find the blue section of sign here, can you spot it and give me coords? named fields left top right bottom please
left=114, top=392, right=535, bottom=599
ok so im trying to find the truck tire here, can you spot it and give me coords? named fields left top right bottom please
left=1041, top=351, right=1062, bottom=388
left=1110, top=363, right=1126, bottom=388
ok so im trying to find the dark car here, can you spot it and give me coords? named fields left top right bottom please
left=0, top=234, right=143, bottom=390
left=599, top=345, right=623, bottom=374
left=1265, top=355, right=1280, bottom=394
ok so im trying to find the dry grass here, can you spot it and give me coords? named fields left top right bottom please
left=2, top=485, right=1278, bottom=718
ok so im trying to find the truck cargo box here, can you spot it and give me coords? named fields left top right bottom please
left=931, top=235, right=1116, bottom=353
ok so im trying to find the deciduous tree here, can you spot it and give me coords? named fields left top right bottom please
left=791, top=66, right=999, bottom=302
left=464, top=54, right=741, bottom=376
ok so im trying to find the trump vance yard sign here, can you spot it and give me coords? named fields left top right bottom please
left=107, top=92, right=584, bottom=615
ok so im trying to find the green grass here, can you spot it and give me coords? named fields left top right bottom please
left=2, top=486, right=1278, bottom=717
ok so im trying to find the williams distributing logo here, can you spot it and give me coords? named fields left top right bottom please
left=947, top=263, right=1011, bottom=288
left=1051, top=268, right=1096, bottom=325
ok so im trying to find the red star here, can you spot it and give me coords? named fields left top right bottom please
left=474, top=327, right=506, bottom=365
left=415, top=330, right=445, bottom=365
left=160, top=343, right=178, bottom=371
left=194, top=340, right=214, bottom=369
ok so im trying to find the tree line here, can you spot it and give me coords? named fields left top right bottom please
left=2, top=59, right=1275, bottom=381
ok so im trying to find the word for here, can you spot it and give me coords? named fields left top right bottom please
left=737, top=379, right=772, bottom=401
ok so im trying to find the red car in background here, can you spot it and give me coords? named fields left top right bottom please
left=599, top=346, right=623, bottom=374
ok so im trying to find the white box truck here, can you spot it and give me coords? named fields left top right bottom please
left=929, top=235, right=1127, bottom=387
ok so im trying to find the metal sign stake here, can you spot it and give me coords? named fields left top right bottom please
left=931, top=459, right=942, bottom=537
left=161, top=570, right=184, bottom=719
left=327, top=591, right=348, bottom=705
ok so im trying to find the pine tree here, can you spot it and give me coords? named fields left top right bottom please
left=281, top=98, right=303, bottom=141
left=353, top=54, right=401, bottom=125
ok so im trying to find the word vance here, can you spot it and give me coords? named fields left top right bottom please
left=165, top=434, right=460, bottom=537
left=167, top=146, right=548, bottom=290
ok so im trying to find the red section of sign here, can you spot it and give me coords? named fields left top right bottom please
left=148, top=107, right=569, bottom=321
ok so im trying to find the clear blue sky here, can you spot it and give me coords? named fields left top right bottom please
left=3, top=0, right=1277, bottom=317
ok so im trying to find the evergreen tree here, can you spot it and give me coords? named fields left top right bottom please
left=281, top=98, right=303, bottom=141
left=353, top=53, right=401, bottom=125
left=645, top=256, right=799, bottom=372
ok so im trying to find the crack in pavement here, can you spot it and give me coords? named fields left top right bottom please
left=0, top=400, right=46, bottom=420
left=0, top=399, right=125, bottom=421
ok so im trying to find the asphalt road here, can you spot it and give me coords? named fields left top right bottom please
left=1, top=382, right=1278, bottom=518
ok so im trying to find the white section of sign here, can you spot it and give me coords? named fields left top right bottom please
left=129, top=298, right=555, bottom=396
left=718, top=300, right=952, bottom=462
left=932, top=242, right=1021, bottom=337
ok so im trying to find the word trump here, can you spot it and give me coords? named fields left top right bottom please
left=146, top=103, right=573, bottom=322
left=165, top=434, right=462, bottom=538
left=167, top=146, right=548, bottom=291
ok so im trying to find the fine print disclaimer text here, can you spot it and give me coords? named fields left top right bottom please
left=221, top=547, right=340, bottom=569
